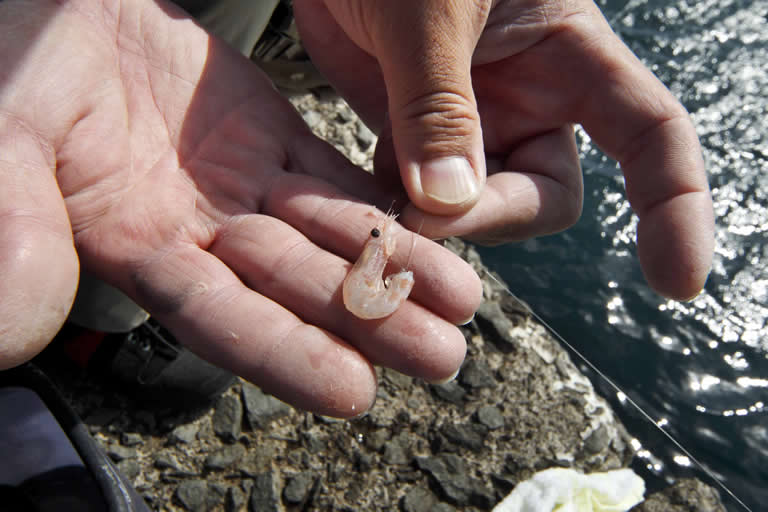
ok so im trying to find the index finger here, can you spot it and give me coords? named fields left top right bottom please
left=570, top=11, right=714, bottom=300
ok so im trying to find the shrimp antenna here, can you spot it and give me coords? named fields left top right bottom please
left=385, top=199, right=398, bottom=218
left=404, top=216, right=424, bottom=271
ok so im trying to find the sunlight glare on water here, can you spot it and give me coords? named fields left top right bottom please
left=477, top=0, right=768, bottom=509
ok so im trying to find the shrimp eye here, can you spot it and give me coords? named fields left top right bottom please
left=370, top=228, right=381, bottom=238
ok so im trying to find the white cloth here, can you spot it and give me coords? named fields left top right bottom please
left=492, top=467, right=645, bottom=512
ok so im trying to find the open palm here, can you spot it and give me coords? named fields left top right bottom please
left=0, top=0, right=480, bottom=416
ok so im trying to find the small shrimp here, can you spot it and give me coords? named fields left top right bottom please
left=343, top=212, right=414, bottom=319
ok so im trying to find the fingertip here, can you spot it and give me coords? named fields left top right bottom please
left=0, top=227, right=79, bottom=370
left=642, top=261, right=711, bottom=303
left=637, top=192, right=714, bottom=302
left=421, top=323, right=468, bottom=384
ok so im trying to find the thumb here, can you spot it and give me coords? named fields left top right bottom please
left=326, top=0, right=489, bottom=214
left=0, top=121, right=79, bottom=369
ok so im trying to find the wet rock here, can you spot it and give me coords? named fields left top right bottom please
left=475, top=301, right=518, bottom=352
left=282, top=472, right=314, bottom=505
left=212, top=395, right=242, bottom=443
left=120, top=432, right=143, bottom=447
left=440, top=422, right=488, bottom=451
left=204, top=443, right=246, bottom=471
left=476, top=405, right=505, bottom=430
left=430, top=381, right=466, bottom=405
left=169, top=423, right=199, bottom=445
left=460, top=359, right=497, bottom=389
left=174, top=480, right=208, bottom=512
left=401, top=486, right=438, bottom=512
left=241, top=383, right=291, bottom=430
left=249, top=472, right=280, bottom=512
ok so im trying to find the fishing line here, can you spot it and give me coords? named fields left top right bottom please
left=482, top=270, right=754, bottom=512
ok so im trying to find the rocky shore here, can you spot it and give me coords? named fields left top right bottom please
left=41, top=95, right=725, bottom=511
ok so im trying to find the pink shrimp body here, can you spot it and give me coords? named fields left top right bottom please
left=343, top=213, right=414, bottom=319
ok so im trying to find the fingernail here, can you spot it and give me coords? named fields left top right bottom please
left=428, top=366, right=461, bottom=385
left=420, top=157, right=479, bottom=205
left=457, top=312, right=476, bottom=326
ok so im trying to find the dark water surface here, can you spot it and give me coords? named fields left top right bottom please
left=475, top=0, right=767, bottom=510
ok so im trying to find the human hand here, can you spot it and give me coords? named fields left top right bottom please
left=0, top=0, right=481, bottom=417
left=294, top=0, right=715, bottom=300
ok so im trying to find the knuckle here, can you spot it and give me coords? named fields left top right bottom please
left=398, top=89, right=479, bottom=141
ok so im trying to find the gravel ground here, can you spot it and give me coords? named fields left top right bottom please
left=39, top=95, right=725, bottom=511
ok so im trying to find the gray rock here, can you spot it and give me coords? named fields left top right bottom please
left=460, top=359, right=497, bottom=389
left=154, top=449, right=184, bottom=471
left=169, top=423, right=199, bottom=445
left=282, top=472, right=314, bottom=505
left=107, top=444, right=137, bottom=462
left=241, top=383, right=291, bottom=430
left=249, top=472, right=280, bottom=512
left=302, top=110, right=323, bottom=129
left=301, top=430, right=326, bottom=454
left=416, top=455, right=471, bottom=504
left=355, top=122, right=376, bottom=150
left=365, top=429, right=389, bottom=452
left=213, top=395, right=242, bottom=443
left=475, top=301, right=518, bottom=352
left=207, top=483, right=227, bottom=510
left=440, top=422, right=488, bottom=451
left=636, top=478, right=726, bottom=512
left=583, top=424, right=610, bottom=455
left=382, top=438, right=409, bottom=465
left=204, top=443, right=246, bottom=471
left=240, top=448, right=274, bottom=477
left=476, top=405, right=505, bottom=430
left=430, top=381, right=466, bottom=405
left=116, top=459, right=141, bottom=481
left=120, top=432, right=143, bottom=447
left=353, top=451, right=374, bottom=472
left=401, top=486, right=438, bottom=512
left=382, top=367, right=412, bottom=389
left=416, top=454, right=494, bottom=507
left=226, top=486, right=246, bottom=512
left=174, top=480, right=208, bottom=512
